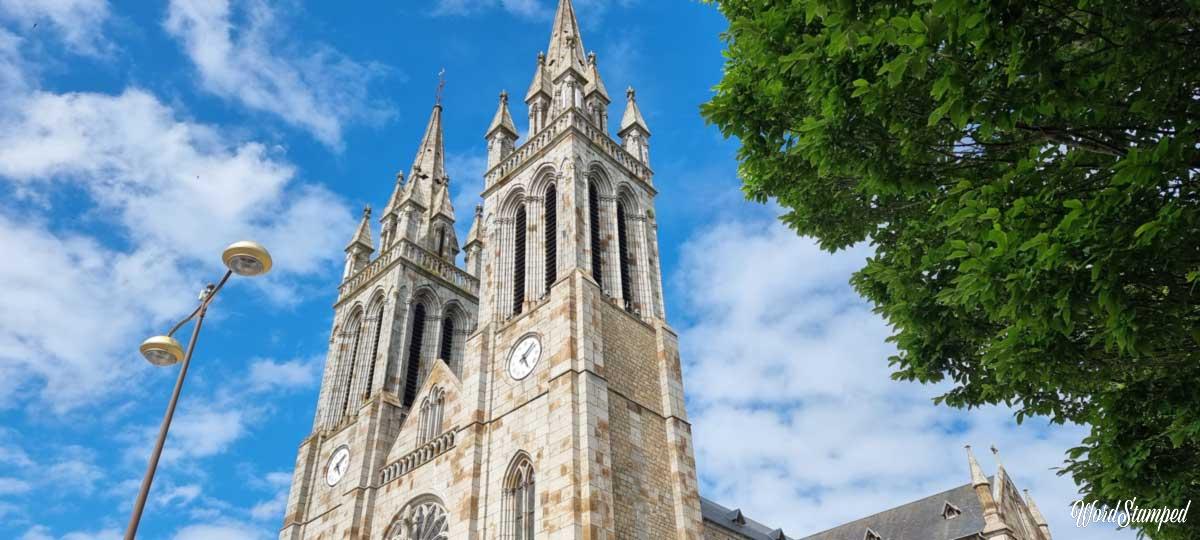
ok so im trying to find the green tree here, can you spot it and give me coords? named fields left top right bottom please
left=701, top=1, right=1200, bottom=537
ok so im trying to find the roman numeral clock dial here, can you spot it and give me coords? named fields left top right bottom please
left=507, top=335, right=541, bottom=380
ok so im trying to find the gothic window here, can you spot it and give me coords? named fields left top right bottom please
left=616, top=200, right=632, bottom=311
left=543, top=184, right=557, bottom=291
left=339, top=311, right=365, bottom=419
left=513, top=205, right=527, bottom=315
left=364, top=299, right=386, bottom=397
left=436, top=226, right=446, bottom=257
left=941, top=501, right=962, bottom=520
left=386, top=499, right=449, bottom=540
left=588, top=181, right=602, bottom=287
left=417, top=386, right=445, bottom=444
left=505, top=457, right=535, bottom=540
left=438, top=316, right=454, bottom=364
left=404, top=304, right=426, bottom=407
left=863, top=528, right=882, bottom=540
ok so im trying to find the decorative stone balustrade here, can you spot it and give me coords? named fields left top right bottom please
left=339, top=241, right=479, bottom=302
left=485, top=108, right=652, bottom=188
left=379, top=429, right=457, bottom=484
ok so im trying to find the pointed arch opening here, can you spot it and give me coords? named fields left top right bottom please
left=339, top=309, right=365, bottom=419
left=616, top=200, right=633, bottom=311
left=404, top=303, right=427, bottom=407
left=504, top=454, right=536, bottom=540
left=588, top=180, right=602, bottom=288
left=363, top=295, right=387, bottom=398
left=513, top=204, right=527, bottom=315
left=543, top=184, right=557, bottom=291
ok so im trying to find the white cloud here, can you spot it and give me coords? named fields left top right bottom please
left=432, top=0, right=545, bottom=19
left=172, top=521, right=270, bottom=540
left=0, top=39, right=353, bottom=412
left=158, top=483, right=202, bottom=507
left=0, top=476, right=31, bottom=494
left=163, top=0, right=390, bottom=148
left=19, top=526, right=120, bottom=540
left=0, top=0, right=110, bottom=55
left=246, top=357, right=320, bottom=393
left=674, top=217, right=1134, bottom=540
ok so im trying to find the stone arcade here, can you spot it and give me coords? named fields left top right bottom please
left=278, top=1, right=1054, bottom=539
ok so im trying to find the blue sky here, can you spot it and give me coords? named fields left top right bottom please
left=0, top=1, right=1134, bottom=539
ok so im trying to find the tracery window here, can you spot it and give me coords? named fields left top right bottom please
left=505, top=456, right=535, bottom=540
left=403, top=304, right=426, bottom=407
left=544, top=184, right=557, bottom=291
left=588, top=181, right=602, bottom=288
left=386, top=499, right=449, bottom=540
left=513, top=205, right=527, bottom=315
left=417, top=386, right=445, bottom=444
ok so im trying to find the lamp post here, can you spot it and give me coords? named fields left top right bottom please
left=123, top=241, right=273, bottom=540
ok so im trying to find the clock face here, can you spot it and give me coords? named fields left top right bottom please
left=325, top=447, right=350, bottom=487
left=507, top=335, right=542, bottom=380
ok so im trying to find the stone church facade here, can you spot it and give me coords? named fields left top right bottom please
left=278, top=1, right=1055, bottom=539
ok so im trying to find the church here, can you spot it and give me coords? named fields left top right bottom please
left=277, top=1, right=1055, bottom=539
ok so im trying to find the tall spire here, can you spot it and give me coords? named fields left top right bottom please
left=966, top=444, right=990, bottom=488
left=411, top=100, right=447, bottom=184
left=546, top=0, right=587, bottom=79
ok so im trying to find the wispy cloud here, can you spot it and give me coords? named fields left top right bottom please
left=164, top=0, right=392, bottom=148
left=0, top=0, right=111, bottom=56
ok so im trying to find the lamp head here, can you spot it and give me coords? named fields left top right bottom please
left=221, top=241, right=272, bottom=277
left=140, top=335, right=185, bottom=366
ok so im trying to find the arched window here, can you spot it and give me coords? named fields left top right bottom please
left=364, top=300, right=386, bottom=396
left=339, top=312, right=365, bottom=418
left=544, top=184, right=557, bottom=291
left=436, top=226, right=446, bottom=257
left=505, top=457, right=535, bottom=540
left=439, top=316, right=454, bottom=364
left=588, top=181, right=602, bottom=288
left=417, top=386, right=445, bottom=444
left=616, top=200, right=632, bottom=311
left=404, top=304, right=426, bottom=407
left=513, top=205, right=527, bottom=315
left=385, top=499, right=449, bottom=540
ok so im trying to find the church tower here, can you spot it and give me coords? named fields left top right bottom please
left=279, top=1, right=704, bottom=539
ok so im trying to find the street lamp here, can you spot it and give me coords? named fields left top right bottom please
left=124, top=241, right=272, bottom=540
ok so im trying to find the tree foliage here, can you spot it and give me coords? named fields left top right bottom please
left=702, top=1, right=1200, bottom=537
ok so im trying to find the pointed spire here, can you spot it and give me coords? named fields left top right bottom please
left=381, top=172, right=405, bottom=219
left=966, top=445, right=990, bottom=488
left=1024, top=490, right=1049, bottom=527
left=526, top=52, right=552, bottom=102
left=584, top=52, right=609, bottom=101
left=431, top=182, right=455, bottom=223
left=488, top=91, right=519, bottom=138
left=347, top=206, right=374, bottom=251
left=991, top=445, right=1008, bottom=508
left=411, top=100, right=447, bottom=184
left=545, top=0, right=587, bottom=79
left=619, top=86, right=651, bottom=136
left=465, top=204, right=483, bottom=247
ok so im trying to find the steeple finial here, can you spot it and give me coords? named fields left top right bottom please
left=435, top=68, right=446, bottom=106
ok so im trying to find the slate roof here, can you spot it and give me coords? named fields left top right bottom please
left=701, top=480, right=990, bottom=540
left=702, top=497, right=796, bottom=540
